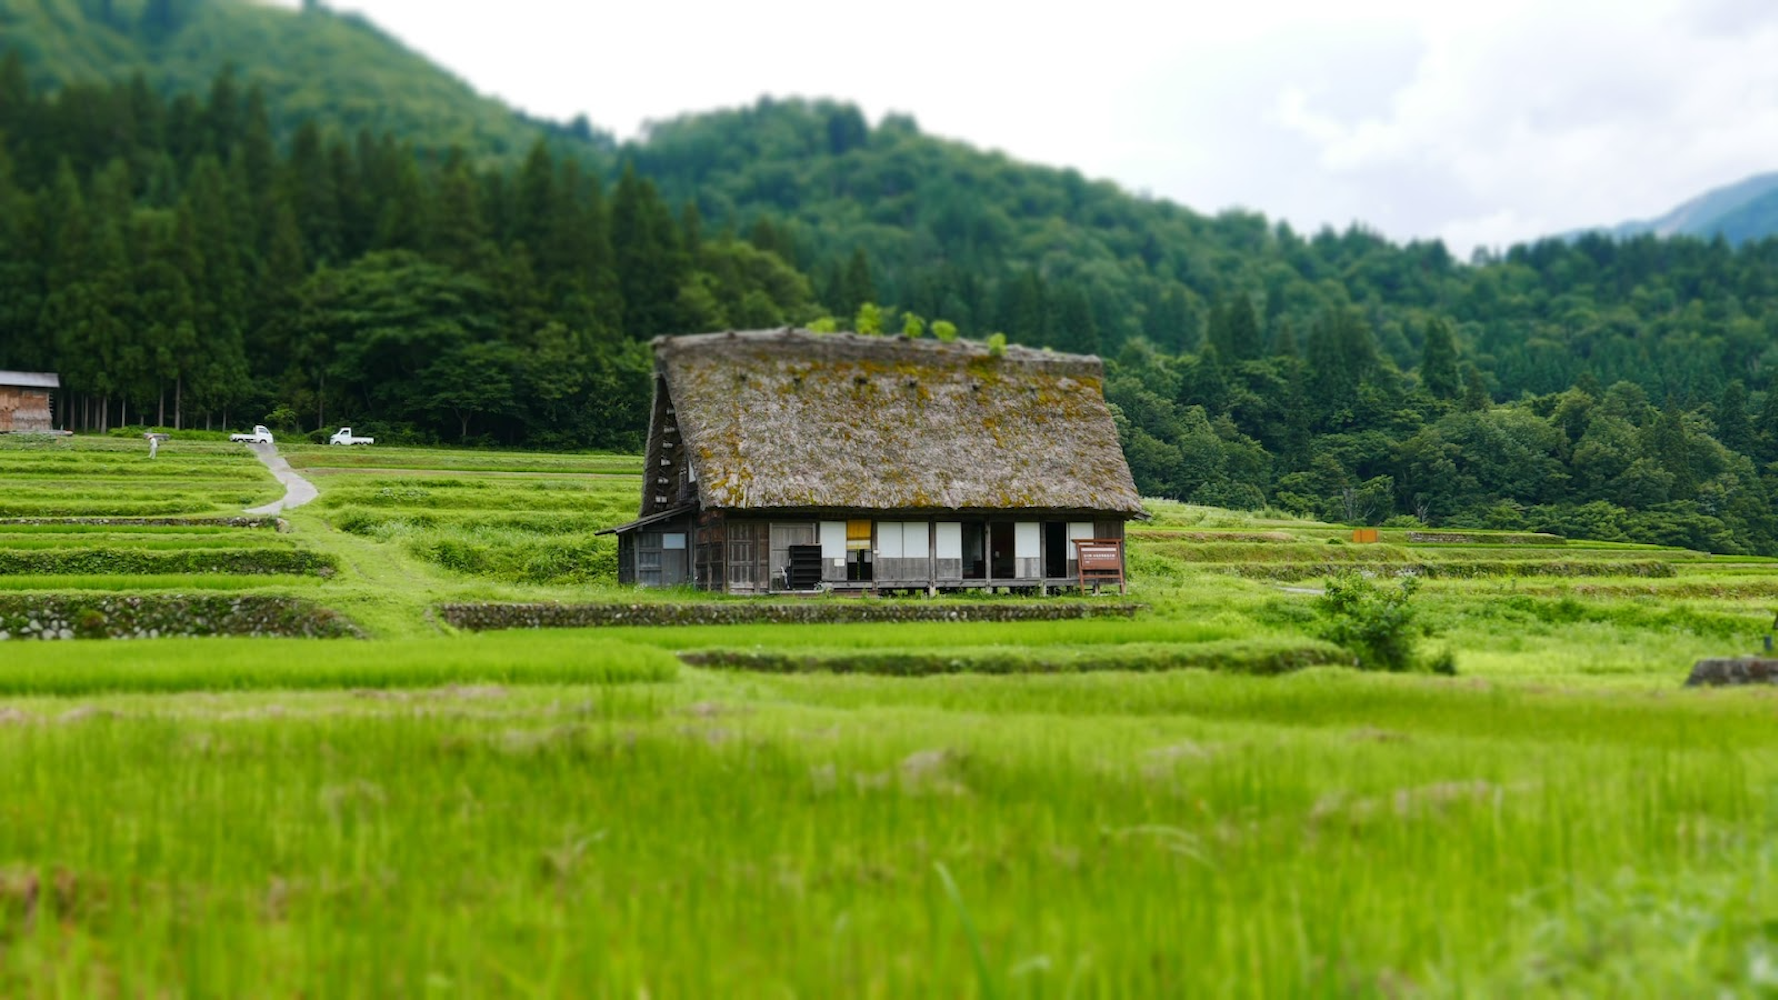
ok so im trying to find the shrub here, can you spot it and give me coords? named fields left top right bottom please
left=1315, top=571, right=1443, bottom=673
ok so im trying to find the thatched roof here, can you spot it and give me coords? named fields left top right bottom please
left=654, top=329, right=1144, bottom=515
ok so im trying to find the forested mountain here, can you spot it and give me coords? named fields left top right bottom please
left=1587, top=172, right=1778, bottom=246
left=0, top=2, right=1776, bottom=554
left=0, top=0, right=582, bottom=157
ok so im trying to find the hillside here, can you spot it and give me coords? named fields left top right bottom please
left=0, top=0, right=560, bottom=158
left=1, top=4, right=1777, bottom=554
left=1591, top=172, right=1778, bottom=245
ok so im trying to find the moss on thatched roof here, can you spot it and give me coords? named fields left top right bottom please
left=654, top=329, right=1143, bottom=514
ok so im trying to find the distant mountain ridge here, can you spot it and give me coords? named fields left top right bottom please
left=1588, top=172, right=1778, bottom=245
left=0, top=0, right=567, bottom=159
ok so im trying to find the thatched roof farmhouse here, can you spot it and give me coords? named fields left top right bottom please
left=604, top=329, right=1143, bottom=593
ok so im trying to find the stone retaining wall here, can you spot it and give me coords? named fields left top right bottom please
left=439, top=600, right=1145, bottom=632
left=0, top=595, right=362, bottom=640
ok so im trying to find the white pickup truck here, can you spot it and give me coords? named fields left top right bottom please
left=230, top=425, right=273, bottom=444
left=329, top=427, right=375, bottom=446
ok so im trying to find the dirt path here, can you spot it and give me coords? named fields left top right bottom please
left=245, top=442, right=319, bottom=515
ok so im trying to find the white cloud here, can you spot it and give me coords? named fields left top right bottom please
left=268, top=0, right=1778, bottom=255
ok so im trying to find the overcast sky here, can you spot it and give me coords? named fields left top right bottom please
left=270, top=0, right=1778, bottom=255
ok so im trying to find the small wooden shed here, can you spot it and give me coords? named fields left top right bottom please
left=602, top=329, right=1145, bottom=593
left=0, top=371, right=59, bottom=433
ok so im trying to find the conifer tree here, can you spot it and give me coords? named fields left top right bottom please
left=1459, top=364, right=1491, bottom=412
left=1420, top=317, right=1460, bottom=399
left=425, top=149, right=489, bottom=273
left=1652, top=399, right=1696, bottom=500
left=1219, top=293, right=1263, bottom=361
left=1054, top=284, right=1099, bottom=355
left=832, top=247, right=874, bottom=321
left=0, top=142, right=42, bottom=369
left=1756, top=385, right=1778, bottom=465
left=610, top=163, right=687, bottom=338
left=281, top=122, right=341, bottom=264
left=1715, top=380, right=1754, bottom=457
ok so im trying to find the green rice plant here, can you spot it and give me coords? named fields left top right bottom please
left=0, top=632, right=676, bottom=695
left=318, top=484, right=633, bottom=514
left=0, top=534, right=289, bottom=551
left=681, top=637, right=1347, bottom=676
left=0, top=574, right=324, bottom=592
left=0, top=494, right=225, bottom=512
left=0, top=671, right=1772, bottom=994
left=1139, top=539, right=1417, bottom=563
left=1190, top=559, right=1680, bottom=581
left=0, top=547, right=335, bottom=576
left=602, top=617, right=1257, bottom=651
left=0, top=520, right=277, bottom=533
left=282, top=445, right=642, bottom=474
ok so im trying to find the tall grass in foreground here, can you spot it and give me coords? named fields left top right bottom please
left=0, top=673, right=1773, bottom=995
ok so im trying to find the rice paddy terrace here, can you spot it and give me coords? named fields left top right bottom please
left=3, top=433, right=1777, bottom=995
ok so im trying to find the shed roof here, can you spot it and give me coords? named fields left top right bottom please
left=655, top=329, right=1144, bottom=515
left=0, top=371, right=59, bottom=390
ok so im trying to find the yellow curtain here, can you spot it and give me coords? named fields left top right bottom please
left=846, top=519, right=871, bottom=551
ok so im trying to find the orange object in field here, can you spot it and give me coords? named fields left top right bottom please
left=1351, top=528, right=1380, bottom=544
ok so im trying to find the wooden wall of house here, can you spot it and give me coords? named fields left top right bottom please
left=623, top=512, right=1132, bottom=593
left=711, top=512, right=1132, bottom=592
left=725, top=521, right=770, bottom=593
left=0, top=387, right=52, bottom=433
left=694, top=509, right=727, bottom=592
left=616, top=533, right=636, bottom=585
left=624, top=516, right=695, bottom=587
left=640, top=374, right=695, bottom=516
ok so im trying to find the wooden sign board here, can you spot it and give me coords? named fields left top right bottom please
left=1071, top=538, right=1125, bottom=594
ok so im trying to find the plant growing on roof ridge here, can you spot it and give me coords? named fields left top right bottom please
left=933, top=320, right=958, bottom=343
left=807, top=317, right=838, bottom=333
left=855, top=302, right=883, bottom=335
left=902, top=313, right=925, bottom=338
left=986, top=333, right=1007, bottom=357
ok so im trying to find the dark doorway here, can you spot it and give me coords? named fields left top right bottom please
left=990, top=521, right=1015, bottom=579
left=962, top=522, right=987, bottom=580
left=1043, top=522, right=1067, bottom=579
left=846, top=549, right=873, bottom=582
